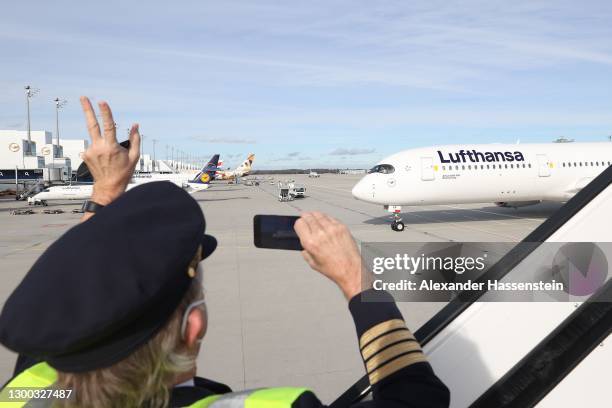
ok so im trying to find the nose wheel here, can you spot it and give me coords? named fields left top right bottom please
left=390, top=213, right=404, bottom=232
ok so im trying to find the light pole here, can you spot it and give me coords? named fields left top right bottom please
left=171, top=146, right=175, bottom=170
left=140, top=134, right=145, bottom=171
left=53, top=98, right=67, bottom=160
left=152, top=139, right=157, bottom=172
left=24, top=85, right=39, bottom=155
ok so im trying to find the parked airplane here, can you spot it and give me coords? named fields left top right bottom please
left=28, top=156, right=219, bottom=205
left=308, top=171, right=320, bottom=178
left=351, top=142, right=612, bottom=231
left=133, top=154, right=220, bottom=187
left=215, top=154, right=255, bottom=181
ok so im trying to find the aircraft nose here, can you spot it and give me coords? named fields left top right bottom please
left=352, top=178, right=371, bottom=201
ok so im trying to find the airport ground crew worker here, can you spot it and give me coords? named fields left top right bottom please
left=0, top=98, right=449, bottom=407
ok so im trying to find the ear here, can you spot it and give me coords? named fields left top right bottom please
left=184, top=307, right=207, bottom=348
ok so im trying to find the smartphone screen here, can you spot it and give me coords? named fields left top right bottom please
left=253, top=215, right=302, bottom=250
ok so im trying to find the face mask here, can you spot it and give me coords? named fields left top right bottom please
left=180, top=299, right=207, bottom=344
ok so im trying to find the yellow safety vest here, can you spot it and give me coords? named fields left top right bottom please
left=1, top=362, right=309, bottom=408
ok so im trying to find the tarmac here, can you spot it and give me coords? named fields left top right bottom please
left=0, top=174, right=562, bottom=402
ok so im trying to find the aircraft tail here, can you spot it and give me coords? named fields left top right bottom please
left=236, top=153, right=255, bottom=175
left=191, top=154, right=220, bottom=184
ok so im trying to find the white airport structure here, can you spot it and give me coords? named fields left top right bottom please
left=1, top=129, right=201, bottom=190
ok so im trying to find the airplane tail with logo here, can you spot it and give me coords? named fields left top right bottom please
left=191, top=154, right=220, bottom=185
left=184, top=154, right=219, bottom=193
left=236, top=153, right=255, bottom=176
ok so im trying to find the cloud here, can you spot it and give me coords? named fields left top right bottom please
left=1, top=122, right=23, bottom=129
left=192, top=136, right=256, bottom=144
left=329, top=147, right=375, bottom=156
left=271, top=151, right=309, bottom=161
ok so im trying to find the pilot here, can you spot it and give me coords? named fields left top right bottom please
left=0, top=98, right=449, bottom=407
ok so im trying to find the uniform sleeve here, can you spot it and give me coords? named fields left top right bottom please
left=348, top=289, right=450, bottom=408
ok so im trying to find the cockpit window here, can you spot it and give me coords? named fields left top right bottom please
left=368, top=164, right=395, bottom=174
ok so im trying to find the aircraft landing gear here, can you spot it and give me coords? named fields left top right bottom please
left=391, top=219, right=404, bottom=231
left=385, top=205, right=404, bottom=232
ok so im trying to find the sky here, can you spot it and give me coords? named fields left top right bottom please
left=1, top=0, right=612, bottom=169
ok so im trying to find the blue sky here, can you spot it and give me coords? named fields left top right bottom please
left=1, top=0, right=612, bottom=169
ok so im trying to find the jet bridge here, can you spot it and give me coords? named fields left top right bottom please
left=332, top=166, right=612, bottom=408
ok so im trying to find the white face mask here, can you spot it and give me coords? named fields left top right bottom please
left=180, top=299, right=207, bottom=344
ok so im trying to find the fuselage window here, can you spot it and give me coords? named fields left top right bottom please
left=528, top=163, right=532, bottom=168
left=462, top=165, right=465, bottom=170
left=368, top=164, right=395, bottom=174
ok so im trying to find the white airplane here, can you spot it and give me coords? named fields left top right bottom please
left=28, top=157, right=219, bottom=205
left=308, top=171, right=320, bottom=178
left=351, top=142, right=612, bottom=231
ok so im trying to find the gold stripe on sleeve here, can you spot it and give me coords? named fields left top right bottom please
left=368, top=353, right=428, bottom=385
left=359, top=319, right=406, bottom=349
left=365, top=342, right=423, bottom=373
left=361, top=330, right=415, bottom=361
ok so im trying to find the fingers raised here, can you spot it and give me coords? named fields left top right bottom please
left=80, top=96, right=102, bottom=143
left=127, top=124, right=141, bottom=163
left=98, top=101, right=118, bottom=144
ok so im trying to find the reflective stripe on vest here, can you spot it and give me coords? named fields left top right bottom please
left=188, top=387, right=310, bottom=408
left=2, top=363, right=308, bottom=408
left=0, top=362, right=57, bottom=408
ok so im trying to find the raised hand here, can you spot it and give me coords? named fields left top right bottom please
left=80, top=96, right=141, bottom=206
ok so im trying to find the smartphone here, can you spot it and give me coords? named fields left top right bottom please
left=253, top=215, right=302, bottom=250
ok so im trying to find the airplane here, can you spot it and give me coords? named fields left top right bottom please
left=28, top=156, right=219, bottom=205
left=351, top=142, right=612, bottom=231
left=133, top=154, right=220, bottom=187
left=308, top=170, right=320, bottom=178
left=215, top=154, right=255, bottom=181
